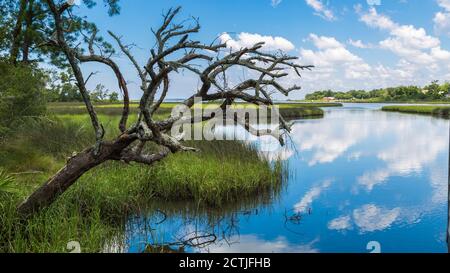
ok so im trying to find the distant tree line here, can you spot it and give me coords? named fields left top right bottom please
left=46, top=71, right=120, bottom=103
left=305, top=81, right=450, bottom=101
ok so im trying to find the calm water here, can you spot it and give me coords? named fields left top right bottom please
left=124, top=104, right=449, bottom=253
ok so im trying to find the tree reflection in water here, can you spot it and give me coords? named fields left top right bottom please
left=124, top=185, right=283, bottom=253
left=135, top=207, right=261, bottom=253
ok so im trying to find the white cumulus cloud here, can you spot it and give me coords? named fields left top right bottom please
left=434, top=0, right=450, bottom=36
left=305, top=0, right=336, bottom=21
left=359, top=7, right=450, bottom=65
left=204, top=235, right=319, bottom=253
left=353, top=204, right=401, bottom=233
left=328, top=216, right=352, bottom=231
left=348, top=39, right=373, bottom=49
left=294, top=179, right=333, bottom=213
left=271, top=0, right=282, bottom=7
left=299, top=34, right=373, bottom=82
left=357, top=118, right=447, bottom=192
left=219, top=32, right=295, bottom=52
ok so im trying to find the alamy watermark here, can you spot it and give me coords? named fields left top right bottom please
left=67, top=240, right=382, bottom=253
left=367, top=241, right=382, bottom=253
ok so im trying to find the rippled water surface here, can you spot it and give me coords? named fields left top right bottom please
left=126, top=104, right=449, bottom=253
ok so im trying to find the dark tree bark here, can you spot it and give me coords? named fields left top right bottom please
left=10, top=0, right=28, bottom=64
left=21, top=0, right=34, bottom=63
left=18, top=134, right=137, bottom=216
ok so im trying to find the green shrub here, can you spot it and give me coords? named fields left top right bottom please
left=0, top=168, right=15, bottom=196
left=0, top=61, right=47, bottom=132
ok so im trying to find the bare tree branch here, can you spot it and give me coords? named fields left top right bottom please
left=45, top=0, right=105, bottom=153
left=75, top=30, right=130, bottom=133
left=108, top=31, right=146, bottom=89
left=18, top=4, right=313, bottom=215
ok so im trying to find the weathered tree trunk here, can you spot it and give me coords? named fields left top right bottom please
left=21, top=0, right=34, bottom=63
left=17, top=135, right=136, bottom=216
left=10, top=0, right=28, bottom=64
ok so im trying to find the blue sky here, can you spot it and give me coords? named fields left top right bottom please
left=74, top=0, right=450, bottom=99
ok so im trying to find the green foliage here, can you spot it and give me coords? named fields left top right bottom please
left=108, top=91, right=119, bottom=103
left=0, top=60, right=47, bottom=132
left=45, top=102, right=330, bottom=120
left=382, top=105, right=450, bottom=117
left=0, top=1, right=14, bottom=54
left=278, top=107, right=324, bottom=119
left=82, top=0, right=121, bottom=16
left=143, top=140, right=284, bottom=206
left=305, top=81, right=450, bottom=102
left=89, top=84, right=112, bottom=102
left=0, top=168, right=16, bottom=196
left=46, top=70, right=83, bottom=102
left=424, top=80, right=447, bottom=100
left=0, top=0, right=121, bottom=65
left=305, top=90, right=334, bottom=100
left=0, top=192, right=121, bottom=253
left=47, top=79, right=120, bottom=103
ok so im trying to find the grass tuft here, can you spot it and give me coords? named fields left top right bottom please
left=382, top=105, right=450, bottom=118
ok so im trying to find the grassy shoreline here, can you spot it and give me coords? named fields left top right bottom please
left=301, top=99, right=450, bottom=104
left=381, top=105, right=450, bottom=117
left=0, top=115, right=285, bottom=253
left=47, top=102, right=333, bottom=119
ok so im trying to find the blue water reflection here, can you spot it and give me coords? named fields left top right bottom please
left=126, top=104, right=449, bottom=253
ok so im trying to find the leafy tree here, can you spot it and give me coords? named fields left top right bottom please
left=439, top=82, right=450, bottom=97
left=0, top=59, right=47, bottom=132
left=108, top=91, right=119, bottom=102
left=368, top=89, right=385, bottom=99
left=0, top=1, right=15, bottom=54
left=334, top=92, right=352, bottom=100
left=348, top=90, right=370, bottom=100
left=424, top=80, right=444, bottom=100
left=89, top=84, right=109, bottom=102
left=0, top=0, right=121, bottom=65
left=47, top=70, right=83, bottom=102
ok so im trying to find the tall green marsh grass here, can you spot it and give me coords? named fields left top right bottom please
left=0, top=113, right=286, bottom=252
left=382, top=105, right=450, bottom=118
